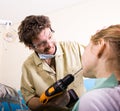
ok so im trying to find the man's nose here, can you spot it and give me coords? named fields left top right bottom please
left=46, top=40, right=52, bottom=47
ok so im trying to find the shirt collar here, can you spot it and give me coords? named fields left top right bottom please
left=92, top=74, right=118, bottom=90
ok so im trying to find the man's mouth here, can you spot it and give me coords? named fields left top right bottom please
left=44, top=47, right=51, bottom=53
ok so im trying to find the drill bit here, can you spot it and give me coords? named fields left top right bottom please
left=73, top=68, right=83, bottom=76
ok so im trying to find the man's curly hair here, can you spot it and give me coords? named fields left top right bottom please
left=18, top=15, right=53, bottom=47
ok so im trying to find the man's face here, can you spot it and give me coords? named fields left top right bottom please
left=32, top=28, right=56, bottom=55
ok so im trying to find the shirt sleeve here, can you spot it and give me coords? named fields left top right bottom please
left=20, top=63, right=36, bottom=103
left=77, top=88, right=120, bottom=111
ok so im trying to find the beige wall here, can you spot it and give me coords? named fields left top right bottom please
left=0, top=0, right=120, bottom=90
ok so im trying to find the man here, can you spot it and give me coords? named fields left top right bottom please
left=18, top=15, right=85, bottom=110
left=72, top=24, right=120, bottom=111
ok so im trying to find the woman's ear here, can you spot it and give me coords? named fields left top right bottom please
left=97, top=39, right=106, bottom=58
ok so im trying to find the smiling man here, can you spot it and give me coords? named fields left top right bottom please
left=18, top=15, right=85, bottom=111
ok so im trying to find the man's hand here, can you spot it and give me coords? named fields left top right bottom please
left=33, top=91, right=70, bottom=111
left=29, top=91, right=70, bottom=111
left=47, top=90, right=70, bottom=107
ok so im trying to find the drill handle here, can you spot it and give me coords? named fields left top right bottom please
left=39, top=86, right=63, bottom=104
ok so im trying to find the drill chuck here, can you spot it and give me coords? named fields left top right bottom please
left=62, top=74, right=74, bottom=86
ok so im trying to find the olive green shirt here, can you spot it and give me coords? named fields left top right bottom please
left=20, top=41, right=85, bottom=103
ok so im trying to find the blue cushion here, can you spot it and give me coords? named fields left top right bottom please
left=0, top=91, right=29, bottom=111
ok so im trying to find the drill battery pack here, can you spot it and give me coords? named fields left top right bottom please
left=66, top=89, right=79, bottom=107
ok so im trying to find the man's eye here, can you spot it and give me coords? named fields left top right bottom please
left=37, top=43, right=41, bottom=47
left=40, top=41, right=47, bottom=46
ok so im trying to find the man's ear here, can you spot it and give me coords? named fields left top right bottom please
left=28, top=44, right=34, bottom=50
left=97, top=39, right=106, bottom=58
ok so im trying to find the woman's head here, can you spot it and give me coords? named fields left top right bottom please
left=91, top=24, right=120, bottom=58
left=82, top=24, right=120, bottom=78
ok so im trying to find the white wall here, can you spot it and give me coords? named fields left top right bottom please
left=0, top=24, right=33, bottom=90
left=0, top=0, right=120, bottom=90
left=48, top=0, right=120, bottom=45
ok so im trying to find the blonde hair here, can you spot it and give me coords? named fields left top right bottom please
left=91, top=24, right=120, bottom=61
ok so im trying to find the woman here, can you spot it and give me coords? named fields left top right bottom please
left=73, top=24, right=120, bottom=111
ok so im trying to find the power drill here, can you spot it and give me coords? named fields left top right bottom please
left=39, top=68, right=82, bottom=104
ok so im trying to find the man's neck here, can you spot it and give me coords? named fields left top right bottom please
left=45, top=58, right=56, bottom=71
